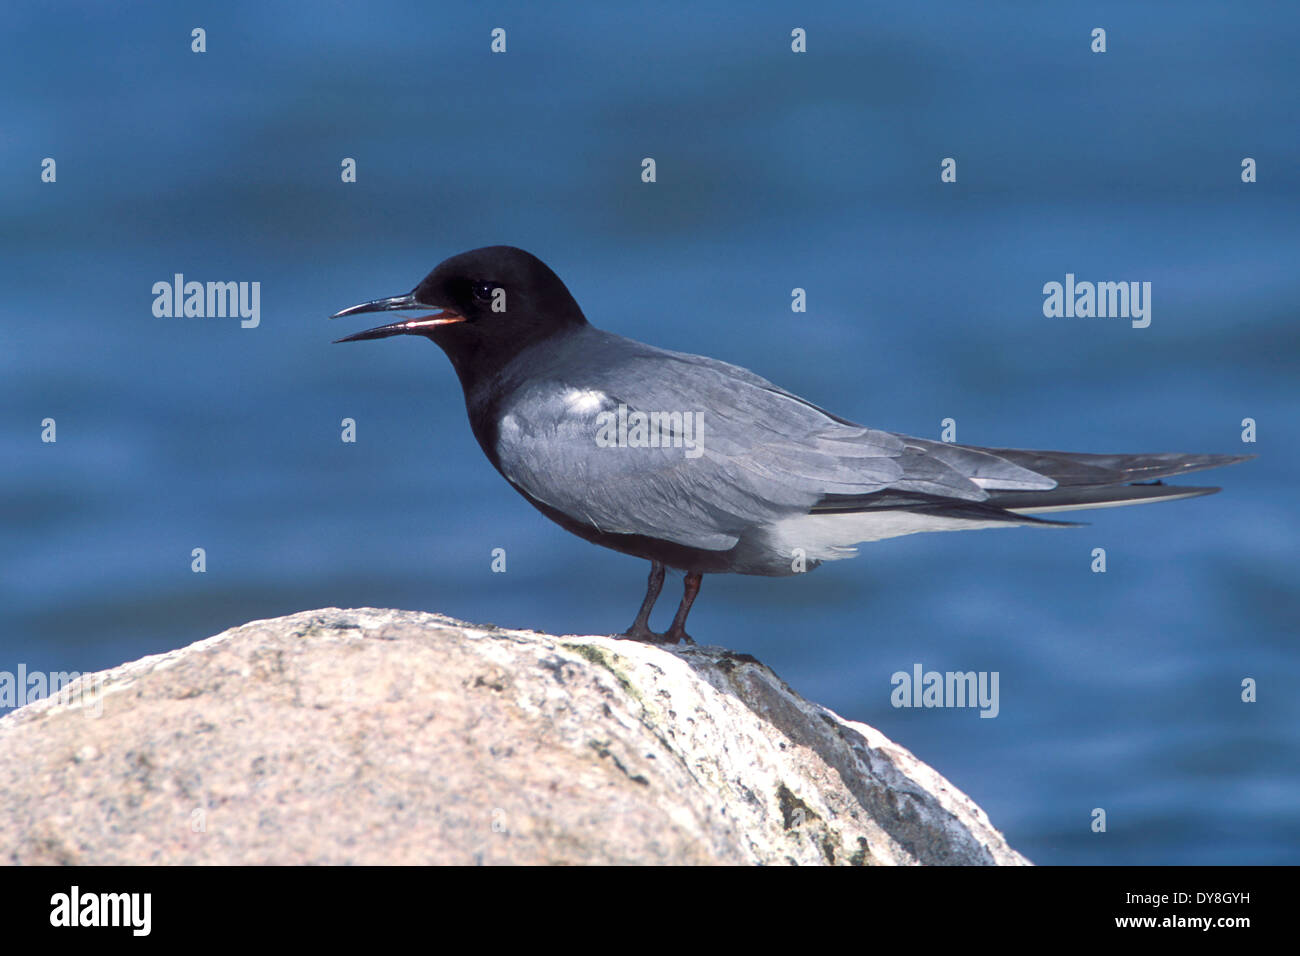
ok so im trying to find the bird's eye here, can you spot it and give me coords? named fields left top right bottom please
left=472, top=281, right=496, bottom=302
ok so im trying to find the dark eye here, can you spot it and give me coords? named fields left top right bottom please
left=472, top=281, right=496, bottom=302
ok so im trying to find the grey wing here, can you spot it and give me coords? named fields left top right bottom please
left=492, top=343, right=1058, bottom=551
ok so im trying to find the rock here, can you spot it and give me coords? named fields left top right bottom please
left=0, top=608, right=1028, bottom=865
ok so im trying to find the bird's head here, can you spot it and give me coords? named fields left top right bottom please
left=332, top=246, right=588, bottom=377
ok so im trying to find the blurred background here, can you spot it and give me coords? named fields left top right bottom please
left=2, top=1, right=1297, bottom=864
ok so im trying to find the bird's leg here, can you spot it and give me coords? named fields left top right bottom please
left=661, top=572, right=702, bottom=645
left=620, top=561, right=665, bottom=642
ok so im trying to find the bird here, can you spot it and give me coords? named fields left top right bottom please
left=332, top=245, right=1251, bottom=645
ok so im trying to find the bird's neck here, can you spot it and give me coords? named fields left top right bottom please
left=436, top=322, right=581, bottom=395
left=440, top=323, right=591, bottom=470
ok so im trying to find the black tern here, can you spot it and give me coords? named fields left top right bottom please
left=333, top=246, right=1251, bottom=644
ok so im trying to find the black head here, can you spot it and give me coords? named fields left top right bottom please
left=332, top=246, right=588, bottom=385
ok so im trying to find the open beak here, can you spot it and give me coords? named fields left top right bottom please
left=330, top=293, right=466, bottom=343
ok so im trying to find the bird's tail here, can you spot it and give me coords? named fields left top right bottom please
left=974, top=448, right=1252, bottom=515
left=991, top=481, right=1223, bottom=515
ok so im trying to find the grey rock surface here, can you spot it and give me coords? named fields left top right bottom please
left=0, top=608, right=1029, bottom=865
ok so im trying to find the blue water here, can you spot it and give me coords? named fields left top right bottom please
left=3, top=1, right=1297, bottom=864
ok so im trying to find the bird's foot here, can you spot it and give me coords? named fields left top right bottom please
left=618, top=623, right=662, bottom=643
left=660, top=626, right=696, bottom=646
left=617, top=625, right=694, bottom=646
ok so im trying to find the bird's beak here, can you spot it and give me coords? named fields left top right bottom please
left=330, top=293, right=466, bottom=343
